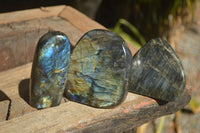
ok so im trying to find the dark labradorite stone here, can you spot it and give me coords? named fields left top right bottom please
left=29, top=31, right=71, bottom=109
left=65, top=29, right=132, bottom=108
left=128, top=38, right=186, bottom=101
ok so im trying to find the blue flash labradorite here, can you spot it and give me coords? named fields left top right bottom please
left=29, top=31, right=71, bottom=109
left=65, top=29, right=132, bottom=108
left=128, top=38, right=186, bottom=101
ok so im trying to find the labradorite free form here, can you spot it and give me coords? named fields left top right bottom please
left=65, top=29, right=132, bottom=108
left=30, top=31, right=71, bottom=109
left=128, top=38, right=186, bottom=101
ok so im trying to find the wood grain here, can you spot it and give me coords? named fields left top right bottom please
left=59, top=6, right=106, bottom=33
left=0, top=100, right=9, bottom=122
left=0, top=5, right=65, bottom=24
left=0, top=16, right=82, bottom=72
left=0, top=6, right=137, bottom=72
left=0, top=63, right=191, bottom=132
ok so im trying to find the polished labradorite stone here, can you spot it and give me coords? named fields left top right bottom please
left=30, top=31, right=71, bottom=109
left=65, top=29, right=132, bottom=108
left=128, top=38, right=186, bottom=101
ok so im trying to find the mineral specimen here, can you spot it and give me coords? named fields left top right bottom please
left=65, top=29, right=132, bottom=108
left=128, top=38, right=186, bottom=101
left=29, top=31, right=71, bottom=109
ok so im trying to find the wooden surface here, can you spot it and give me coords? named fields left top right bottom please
left=0, top=100, right=9, bottom=122
left=0, top=6, right=137, bottom=72
left=0, top=5, right=191, bottom=133
left=0, top=63, right=191, bottom=133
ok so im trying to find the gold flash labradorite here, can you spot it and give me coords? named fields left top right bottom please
left=65, top=29, right=132, bottom=108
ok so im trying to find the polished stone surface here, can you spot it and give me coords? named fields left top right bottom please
left=128, top=38, right=186, bottom=101
left=65, top=29, right=132, bottom=108
left=30, top=31, right=71, bottom=109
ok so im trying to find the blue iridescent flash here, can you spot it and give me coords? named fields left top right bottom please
left=29, top=31, right=71, bottom=109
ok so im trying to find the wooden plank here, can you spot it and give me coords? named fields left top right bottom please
left=0, top=5, right=65, bottom=24
left=0, top=63, right=37, bottom=119
left=38, top=16, right=83, bottom=46
left=59, top=6, right=106, bottom=33
left=0, top=100, right=10, bottom=122
left=0, top=6, right=137, bottom=72
left=0, top=63, right=191, bottom=132
left=0, top=28, right=48, bottom=72
left=0, top=88, right=10, bottom=122
left=0, top=16, right=84, bottom=72
left=0, top=63, right=67, bottom=120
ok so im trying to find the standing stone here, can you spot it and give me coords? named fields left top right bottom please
left=30, top=31, right=71, bottom=109
left=128, top=38, right=186, bottom=101
left=65, top=29, right=132, bottom=108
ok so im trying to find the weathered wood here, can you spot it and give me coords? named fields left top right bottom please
left=0, top=5, right=191, bottom=133
left=0, top=62, right=191, bottom=132
left=0, top=16, right=83, bottom=72
left=0, top=63, right=37, bottom=120
left=0, top=5, right=65, bottom=24
left=0, top=100, right=10, bottom=122
left=0, top=27, right=48, bottom=72
left=59, top=6, right=106, bottom=33
left=0, top=5, right=137, bottom=72
left=0, top=89, right=10, bottom=122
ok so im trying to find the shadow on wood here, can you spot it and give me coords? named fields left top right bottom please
left=18, top=78, right=30, bottom=104
left=0, top=90, right=11, bottom=121
left=0, top=90, right=10, bottom=102
left=154, top=99, right=168, bottom=106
